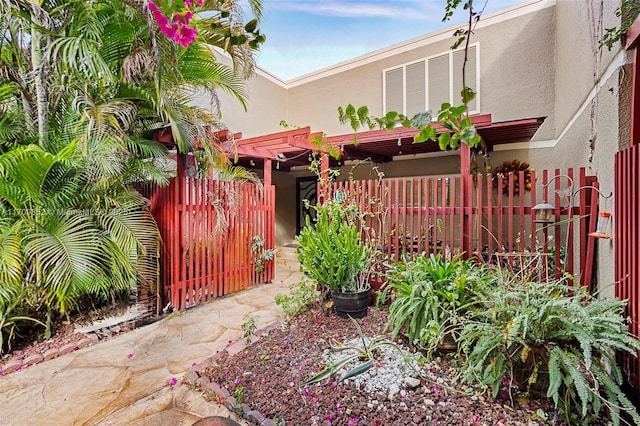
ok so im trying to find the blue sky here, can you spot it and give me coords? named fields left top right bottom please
left=255, top=0, right=522, bottom=80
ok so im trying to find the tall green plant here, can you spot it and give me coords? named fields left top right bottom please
left=0, top=284, right=44, bottom=354
left=0, top=0, right=263, bottom=178
left=385, top=252, right=488, bottom=355
left=296, top=196, right=370, bottom=294
left=459, top=277, right=640, bottom=426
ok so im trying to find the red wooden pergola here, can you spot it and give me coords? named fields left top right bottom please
left=224, top=113, right=545, bottom=179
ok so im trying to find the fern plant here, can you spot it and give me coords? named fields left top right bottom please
left=459, top=276, right=640, bottom=425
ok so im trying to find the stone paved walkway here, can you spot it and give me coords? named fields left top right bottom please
left=0, top=249, right=302, bottom=426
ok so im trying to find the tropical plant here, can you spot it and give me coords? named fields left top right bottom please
left=251, top=235, right=276, bottom=274
left=0, top=0, right=264, bottom=175
left=459, top=276, right=640, bottom=426
left=0, top=284, right=44, bottom=354
left=0, top=144, right=159, bottom=335
left=296, top=195, right=371, bottom=295
left=0, top=0, right=263, bottom=338
left=384, top=252, right=489, bottom=355
left=305, top=315, right=411, bottom=385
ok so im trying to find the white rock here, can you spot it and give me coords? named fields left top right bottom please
left=404, top=377, right=421, bottom=388
left=388, top=383, right=400, bottom=400
left=425, top=399, right=436, bottom=406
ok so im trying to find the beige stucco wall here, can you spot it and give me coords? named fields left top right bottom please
left=285, top=2, right=557, bottom=140
left=196, top=57, right=289, bottom=138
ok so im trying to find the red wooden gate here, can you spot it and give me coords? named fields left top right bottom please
left=615, top=144, right=640, bottom=390
left=141, top=177, right=275, bottom=312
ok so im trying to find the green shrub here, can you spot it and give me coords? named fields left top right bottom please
left=275, top=279, right=320, bottom=318
left=459, top=277, right=640, bottom=425
left=385, top=252, right=489, bottom=355
left=296, top=197, right=370, bottom=294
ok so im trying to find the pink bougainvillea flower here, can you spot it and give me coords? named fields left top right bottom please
left=331, top=380, right=338, bottom=388
left=228, top=340, right=233, bottom=344
left=326, top=414, right=334, bottom=421
left=147, top=0, right=159, bottom=13
left=472, top=415, right=480, bottom=422
left=311, top=396, right=318, bottom=403
left=127, top=353, right=133, bottom=359
left=170, top=377, right=177, bottom=387
left=348, top=416, right=359, bottom=425
left=234, top=377, right=241, bottom=385
left=433, top=385, right=441, bottom=394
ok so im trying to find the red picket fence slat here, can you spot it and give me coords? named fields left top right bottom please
left=139, top=178, right=275, bottom=312
left=615, top=144, right=640, bottom=391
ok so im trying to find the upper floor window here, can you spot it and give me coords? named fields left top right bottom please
left=383, top=44, right=479, bottom=118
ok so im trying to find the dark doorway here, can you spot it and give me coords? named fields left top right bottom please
left=296, top=177, right=317, bottom=235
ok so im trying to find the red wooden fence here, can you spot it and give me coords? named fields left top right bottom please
left=330, top=167, right=599, bottom=287
left=140, top=178, right=275, bottom=312
left=615, top=144, right=640, bottom=391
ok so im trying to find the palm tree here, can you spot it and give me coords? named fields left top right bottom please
left=0, top=143, right=159, bottom=336
left=0, top=0, right=264, bottom=171
left=0, top=0, right=265, bottom=338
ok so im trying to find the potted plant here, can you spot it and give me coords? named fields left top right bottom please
left=296, top=193, right=372, bottom=318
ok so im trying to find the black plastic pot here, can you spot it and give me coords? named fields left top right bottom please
left=331, top=288, right=370, bottom=318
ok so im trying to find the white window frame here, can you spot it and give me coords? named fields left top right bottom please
left=382, top=42, right=481, bottom=117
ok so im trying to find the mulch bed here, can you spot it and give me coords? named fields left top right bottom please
left=192, top=307, right=557, bottom=426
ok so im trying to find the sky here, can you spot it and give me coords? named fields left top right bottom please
left=254, top=0, right=523, bottom=80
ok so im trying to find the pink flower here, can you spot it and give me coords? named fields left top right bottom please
left=228, top=340, right=233, bottom=344
left=472, top=415, right=480, bottom=422
left=148, top=0, right=159, bottom=13
left=326, top=414, right=334, bottom=421
left=433, top=385, right=441, bottom=394
left=234, top=377, right=242, bottom=385
left=348, top=416, right=359, bottom=425
left=331, top=380, right=338, bottom=387
left=311, top=396, right=318, bottom=403
left=170, top=377, right=177, bottom=387
left=127, top=353, right=133, bottom=359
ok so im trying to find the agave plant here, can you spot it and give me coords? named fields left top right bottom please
left=305, top=316, right=410, bottom=385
